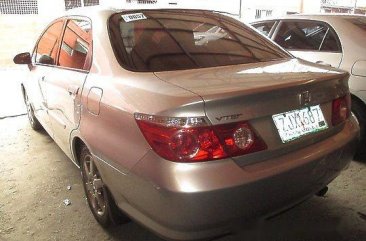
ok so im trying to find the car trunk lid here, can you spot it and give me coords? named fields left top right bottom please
left=154, top=59, right=350, bottom=165
left=155, top=59, right=348, bottom=122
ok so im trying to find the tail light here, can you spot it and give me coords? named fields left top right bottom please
left=332, top=94, right=351, bottom=126
left=135, top=113, right=267, bottom=162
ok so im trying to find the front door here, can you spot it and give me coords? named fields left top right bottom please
left=29, top=20, right=65, bottom=136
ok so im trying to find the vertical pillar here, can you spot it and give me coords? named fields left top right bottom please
left=300, top=0, right=304, bottom=13
left=353, top=0, right=358, bottom=14
left=239, top=0, right=242, bottom=19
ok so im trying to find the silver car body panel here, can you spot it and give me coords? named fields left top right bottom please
left=21, top=8, right=359, bottom=241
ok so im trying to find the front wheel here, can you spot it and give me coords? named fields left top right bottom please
left=351, top=98, right=366, bottom=159
left=80, top=146, right=129, bottom=227
left=24, top=92, right=42, bottom=130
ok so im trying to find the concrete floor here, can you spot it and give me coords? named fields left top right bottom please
left=0, top=116, right=365, bottom=241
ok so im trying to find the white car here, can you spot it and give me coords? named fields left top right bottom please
left=251, top=14, right=366, bottom=157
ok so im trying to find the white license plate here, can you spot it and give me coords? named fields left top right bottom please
left=272, top=105, right=328, bottom=143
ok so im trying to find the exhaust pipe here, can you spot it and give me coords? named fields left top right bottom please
left=316, top=186, right=328, bottom=197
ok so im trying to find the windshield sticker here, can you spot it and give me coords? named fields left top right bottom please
left=122, top=13, right=147, bottom=23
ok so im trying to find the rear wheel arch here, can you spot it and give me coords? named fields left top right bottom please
left=71, top=137, right=113, bottom=186
left=72, top=136, right=129, bottom=225
left=72, top=136, right=86, bottom=166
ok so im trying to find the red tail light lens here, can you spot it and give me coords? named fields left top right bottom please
left=135, top=113, right=266, bottom=162
left=332, top=94, right=351, bottom=126
left=214, top=122, right=267, bottom=157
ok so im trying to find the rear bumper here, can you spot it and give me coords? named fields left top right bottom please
left=97, top=116, right=359, bottom=241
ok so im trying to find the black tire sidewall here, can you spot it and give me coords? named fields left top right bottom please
left=24, top=92, right=42, bottom=131
left=351, top=98, right=366, bottom=157
left=352, top=99, right=366, bottom=139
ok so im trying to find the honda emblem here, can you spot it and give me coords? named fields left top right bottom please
left=299, top=91, right=311, bottom=106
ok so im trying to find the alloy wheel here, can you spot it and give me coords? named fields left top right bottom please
left=82, top=154, right=106, bottom=216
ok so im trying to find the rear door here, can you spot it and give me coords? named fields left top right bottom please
left=29, top=20, right=65, bottom=136
left=45, top=17, right=92, bottom=158
left=272, top=20, right=343, bottom=68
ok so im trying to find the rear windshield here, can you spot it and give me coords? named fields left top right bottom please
left=346, top=17, right=366, bottom=31
left=108, top=10, right=290, bottom=72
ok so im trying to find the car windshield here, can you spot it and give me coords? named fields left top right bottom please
left=108, top=10, right=290, bottom=72
left=346, top=17, right=366, bottom=31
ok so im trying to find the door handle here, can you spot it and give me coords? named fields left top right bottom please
left=40, top=76, right=46, bottom=82
left=67, top=85, right=80, bottom=97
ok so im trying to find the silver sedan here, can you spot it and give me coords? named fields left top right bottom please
left=14, top=8, right=359, bottom=241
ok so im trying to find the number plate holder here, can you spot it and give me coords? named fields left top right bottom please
left=272, top=105, right=328, bottom=143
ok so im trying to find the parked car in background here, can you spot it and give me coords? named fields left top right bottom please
left=251, top=14, right=366, bottom=157
left=14, top=8, right=359, bottom=241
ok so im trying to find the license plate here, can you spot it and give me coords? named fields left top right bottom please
left=272, top=105, right=328, bottom=143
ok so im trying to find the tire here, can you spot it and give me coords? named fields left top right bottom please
left=24, top=92, right=42, bottom=131
left=79, top=146, right=129, bottom=228
left=351, top=97, right=366, bottom=158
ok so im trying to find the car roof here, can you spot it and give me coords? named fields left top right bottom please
left=251, top=13, right=366, bottom=23
left=60, top=6, right=235, bottom=19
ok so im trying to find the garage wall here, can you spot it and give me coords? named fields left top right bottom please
left=0, top=0, right=66, bottom=69
left=0, top=15, right=43, bottom=68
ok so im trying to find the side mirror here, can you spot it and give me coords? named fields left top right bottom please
left=13, top=52, right=32, bottom=65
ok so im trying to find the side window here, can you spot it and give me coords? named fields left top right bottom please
left=35, top=21, right=64, bottom=65
left=58, top=19, right=92, bottom=71
left=320, top=28, right=341, bottom=52
left=274, top=21, right=341, bottom=52
left=252, top=21, right=275, bottom=36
